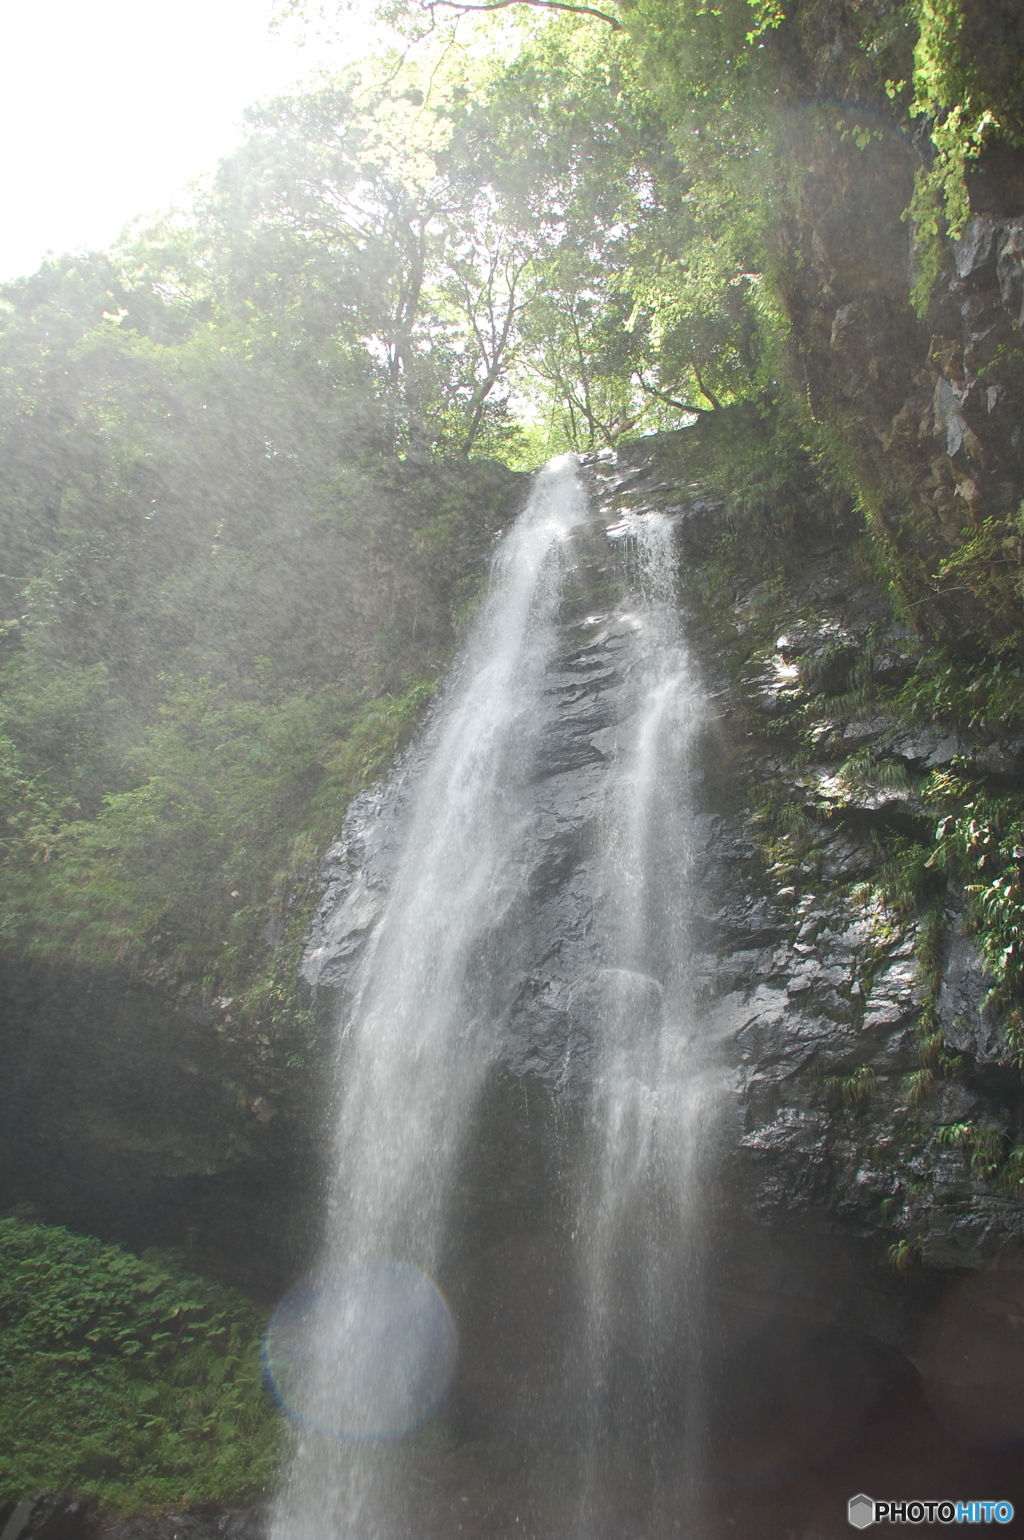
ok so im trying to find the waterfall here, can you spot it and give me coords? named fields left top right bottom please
left=269, top=456, right=718, bottom=1539
left=569, top=508, right=714, bottom=1536
left=270, top=457, right=589, bottom=1540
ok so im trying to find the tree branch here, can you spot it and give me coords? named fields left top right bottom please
left=693, top=365, right=722, bottom=411
left=635, top=374, right=712, bottom=417
left=425, top=0, right=621, bottom=29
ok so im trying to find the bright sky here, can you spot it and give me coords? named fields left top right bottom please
left=0, top=0, right=377, bottom=283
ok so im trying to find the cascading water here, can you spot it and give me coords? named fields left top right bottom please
left=270, top=456, right=720, bottom=1539
left=568, top=508, right=716, bottom=1537
left=270, top=458, right=589, bottom=1540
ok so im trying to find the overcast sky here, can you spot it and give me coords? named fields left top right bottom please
left=0, top=0, right=374, bottom=282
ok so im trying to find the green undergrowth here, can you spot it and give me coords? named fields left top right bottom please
left=904, top=0, right=1024, bottom=309
left=0, top=674, right=438, bottom=1039
left=864, top=770, right=1024, bottom=1047
left=0, top=241, right=522, bottom=1021
left=0, top=1219, right=280, bottom=1513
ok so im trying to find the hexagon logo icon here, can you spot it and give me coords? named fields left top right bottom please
left=848, top=1494, right=875, bottom=1529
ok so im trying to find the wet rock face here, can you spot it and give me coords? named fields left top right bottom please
left=925, top=215, right=1024, bottom=539
left=680, top=523, right=1024, bottom=1275
left=0, top=1497, right=269, bottom=1540
left=99, top=1506, right=268, bottom=1540
left=0, top=1493, right=96, bottom=1540
left=938, top=933, right=1005, bottom=1064
left=300, top=781, right=400, bottom=994
left=302, top=448, right=1024, bottom=1298
left=300, top=500, right=715, bottom=1103
left=770, top=9, right=1024, bottom=652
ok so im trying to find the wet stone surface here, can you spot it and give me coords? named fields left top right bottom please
left=100, top=1508, right=268, bottom=1540
left=302, top=451, right=1024, bottom=1296
left=286, top=447, right=1024, bottom=1538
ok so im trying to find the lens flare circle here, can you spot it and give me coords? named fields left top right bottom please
left=262, top=1259, right=458, bottom=1441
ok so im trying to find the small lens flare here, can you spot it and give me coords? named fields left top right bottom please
left=262, top=1259, right=458, bottom=1441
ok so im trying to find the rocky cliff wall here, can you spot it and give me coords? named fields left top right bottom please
left=291, top=439, right=1024, bottom=1515
left=303, top=444, right=1024, bottom=1279
left=772, top=0, right=1024, bottom=652
left=597, top=429, right=1024, bottom=1277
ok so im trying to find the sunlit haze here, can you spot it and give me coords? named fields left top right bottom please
left=0, top=0, right=376, bottom=283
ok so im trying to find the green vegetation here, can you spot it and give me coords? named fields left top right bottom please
left=0, top=1220, right=279, bottom=1512
left=906, top=0, right=1024, bottom=305
left=3, top=0, right=1020, bottom=1024
left=0, top=0, right=1021, bottom=1294
left=0, top=215, right=521, bottom=1014
left=927, top=776, right=1024, bottom=1028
